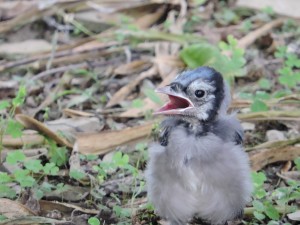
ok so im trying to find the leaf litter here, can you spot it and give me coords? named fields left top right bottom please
left=0, top=0, right=300, bottom=225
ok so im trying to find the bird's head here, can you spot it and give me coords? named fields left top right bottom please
left=154, top=67, right=230, bottom=121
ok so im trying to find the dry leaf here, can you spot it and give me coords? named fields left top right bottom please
left=135, top=5, right=166, bottom=29
left=153, top=55, right=184, bottom=78
left=0, top=40, right=52, bottom=55
left=45, top=117, right=104, bottom=134
left=15, top=114, right=73, bottom=148
left=249, top=146, right=300, bottom=171
left=0, top=198, right=37, bottom=219
left=76, top=123, right=153, bottom=155
left=114, top=60, right=152, bottom=75
left=288, top=210, right=300, bottom=221
left=237, top=0, right=300, bottom=18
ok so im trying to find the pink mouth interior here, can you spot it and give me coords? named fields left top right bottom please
left=158, top=95, right=190, bottom=112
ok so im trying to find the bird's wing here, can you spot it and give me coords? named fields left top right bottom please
left=212, top=115, right=244, bottom=145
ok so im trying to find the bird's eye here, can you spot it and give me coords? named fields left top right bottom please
left=195, top=90, right=205, bottom=98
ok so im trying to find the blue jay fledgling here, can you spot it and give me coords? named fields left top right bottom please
left=145, top=67, right=253, bottom=225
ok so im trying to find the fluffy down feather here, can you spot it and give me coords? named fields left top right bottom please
left=145, top=122, right=252, bottom=225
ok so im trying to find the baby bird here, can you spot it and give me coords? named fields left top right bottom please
left=145, top=67, right=252, bottom=225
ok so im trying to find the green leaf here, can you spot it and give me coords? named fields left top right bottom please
left=0, top=184, right=16, bottom=198
left=286, top=53, right=300, bottom=68
left=239, top=92, right=253, bottom=100
left=0, top=172, right=11, bottom=183
left=5, top=119, right=23, bottom=138
left=180, top=41, right=246, bottom=83
left=294, top=157, right=300, bottom=171
left=0, top=101, right=10, bottom=110
left=33, top=188, right=44, bottom=200
left=279, top=75, right=297, bottom=88
left=258, top=78, right=271, bottom=90
left=255, top=188, right=267, bottom=199
left=24, top=159, right=43, bottom=173
left=252, top=200, right=265, bottom=212
left=262, top=6, right=274, bottom=15
left=12, top=85, right=26, bottom=107
left=70, top=170, right=86, bottom=180
left=144, top=89, right=163, bottom=105
left=0, top=214, right=7, bottom=221
left=264, top=202, right=280, bottom=220
left=274, top=46, right=287, bottom=58
left=131, top=99, right=145, bottom=108
left=43, top=163, right=59, bottom=175
left=86, top=155, right=98, bottom=161
left=6, top=150, right=26, bottom=164
left=273, top=90, right=292, bottom=98
left=254, top=211, right=265, bottom=220
left=48, top=141, right=68, bottom=167
left=267, top=221, right=280, bottom=225
left=14, top=170, right=35, bottom=187
left=180, top=43, right=222, bottom=69
left=255, top=91, right=270, bottom=100
left=252, top=172, right=267, bottom=187
left=251, top=99, right=268, bottom=112
left=88, top=217, right=101, bottom=225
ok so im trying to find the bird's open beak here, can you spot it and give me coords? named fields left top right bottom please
left=154, top=86, right=194, bottom=115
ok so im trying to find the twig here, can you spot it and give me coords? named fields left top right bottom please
left=31, top=62, right=88, bottom=81
left=244, top=206, right=295, bottom=217
left=0, top=41, right=118, bottom=72
left=238, top=18, right=285, bottom=49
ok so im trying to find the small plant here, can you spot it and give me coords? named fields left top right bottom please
left=250, top=171, right=299, bottom=224
left=275, top=46, right=300, bottom=88
left=180, top=35, right=246, bottom=84
left=88, top=217, right=101, bottom=225
left=0, top=86, right=26, bottom=159
left=93, top=151, right=138, bottom=182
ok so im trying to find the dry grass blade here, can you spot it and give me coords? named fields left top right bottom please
left=246, top=137, right=300, bottom=152
left=15, top=114, right=73, bottom=148
left=75, top=123, right=153, bottom=155
left=237, top=110, right=300, bottom=121
left=114, top=60, right=153, bottom=75
left=106, top=65, right=158, bottom=107
left=63, top=108, right=94, bottom=117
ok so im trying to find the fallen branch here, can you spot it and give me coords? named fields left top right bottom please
left=2, top=134, right=45, bottom=147
left=249, top=146, right=300, bottom=171
left=238, top=18, right=285, bottom=49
